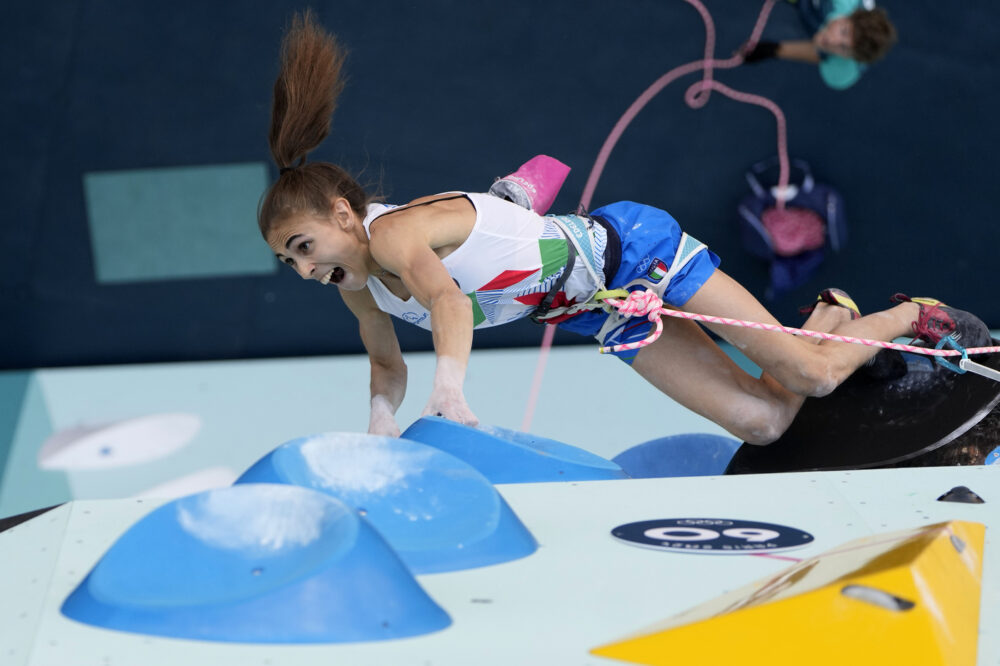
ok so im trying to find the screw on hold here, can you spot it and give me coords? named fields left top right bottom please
left=841, top=585, right=915, bottom=611
left=936, top=486, right=985, bottom=504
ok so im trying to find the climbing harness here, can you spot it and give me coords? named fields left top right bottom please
left=529, top=213, right=611, bottom=323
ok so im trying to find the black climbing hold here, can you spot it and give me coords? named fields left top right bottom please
left=725, top=335, right=1000, bottom=474
left=936, top=485, right=985, bottom=504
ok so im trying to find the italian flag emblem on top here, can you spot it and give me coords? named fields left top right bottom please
left=646, top=258, right=668, bottom=282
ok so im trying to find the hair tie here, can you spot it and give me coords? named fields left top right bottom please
left=279, top=165, right=296, bottom=175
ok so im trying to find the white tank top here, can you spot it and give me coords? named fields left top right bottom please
left=362, top=192, right=606, bottom=330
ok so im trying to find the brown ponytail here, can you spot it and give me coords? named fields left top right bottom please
left=258, top=10, right=370, bottom=237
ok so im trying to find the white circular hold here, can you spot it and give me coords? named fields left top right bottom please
left=37, top=413, right=202, bottom=470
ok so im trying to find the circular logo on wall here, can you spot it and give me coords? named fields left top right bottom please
left=611, top=518, right=814, bottom=554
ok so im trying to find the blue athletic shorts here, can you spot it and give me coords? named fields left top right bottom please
left=557, top=201, right=720, bottom=365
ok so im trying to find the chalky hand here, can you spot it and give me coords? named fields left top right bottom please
left=422, top=388, right=479, bottom=428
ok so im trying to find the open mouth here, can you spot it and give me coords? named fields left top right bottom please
left=320, top=267, right=345, bottom=285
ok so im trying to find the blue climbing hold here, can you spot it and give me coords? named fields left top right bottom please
left=236, top=432, right=537, bottom=573
left=61, top=484, right=451, bottom=642
left=612, top=433, right=741, bottom=478
left=401, top=416, right=628, bottom=483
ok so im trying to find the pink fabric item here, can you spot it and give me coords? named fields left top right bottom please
left=761, top=206, right=826, bottom=257
left=497, top=155, right=570, bottom=215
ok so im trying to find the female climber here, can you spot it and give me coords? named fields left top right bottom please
left=259, top=11, right=970, bottom=444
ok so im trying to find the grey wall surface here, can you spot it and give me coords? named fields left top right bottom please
left=3, top=1, right=998, bottom=369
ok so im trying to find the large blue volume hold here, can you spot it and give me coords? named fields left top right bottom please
left=236, top=433, right=537, bottom=573
left=612, top=433, right=740, bottom=478
left=61, top=484, right=451, bottom=643
left=402, top=416, right=628, bottom=483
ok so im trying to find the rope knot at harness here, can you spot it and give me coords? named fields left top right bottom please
left=615, top=290, right=664, bottom=319
left=599, top=289, right=665, bottom=354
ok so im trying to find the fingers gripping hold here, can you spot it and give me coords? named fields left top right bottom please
left=421, top=391, right=479, bottom=427
left=424, top=356, right=480, bottom=427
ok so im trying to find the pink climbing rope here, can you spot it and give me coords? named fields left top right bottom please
left=521, top=326, right=555, bottom=431
left=579, top=0, right=783, bottom=213
left=524, top=0, right=784, bottom=431
left=599, top=297, right=1000, bottom=357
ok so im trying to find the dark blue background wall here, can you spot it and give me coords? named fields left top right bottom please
left=3, top=1, right=998, bottom=369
